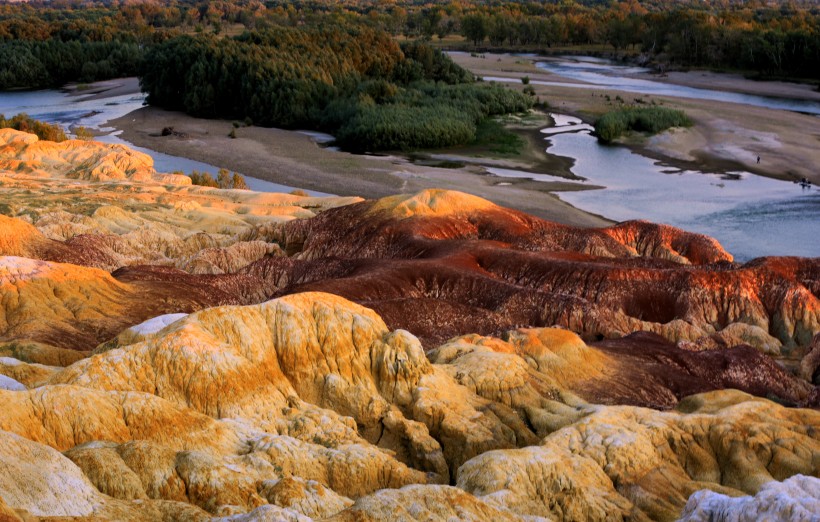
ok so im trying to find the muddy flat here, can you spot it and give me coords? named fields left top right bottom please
left=110, top=107, right=609, bottom=227
left=452, top=52, right=820, bottom=184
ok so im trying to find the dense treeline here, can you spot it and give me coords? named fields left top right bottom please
left=141, top=26, right=532, bottom=152
left=261, top=0, right=820, bottom=80
left=0, top=1, right=185, bottom=89
left=0, top=40, right=142, bottom=89
left=2, top=0, right=819, bottom=89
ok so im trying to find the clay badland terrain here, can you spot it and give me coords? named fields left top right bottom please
left=0, top=128, right=818, bottom=521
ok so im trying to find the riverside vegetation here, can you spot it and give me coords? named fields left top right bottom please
left=0, top=113, right=67, bottom=142
left=3, top=0, right=819, bottom=151
left=139, top=27, right=533, bottom=152
left=594, top=107, right=692, bottom=143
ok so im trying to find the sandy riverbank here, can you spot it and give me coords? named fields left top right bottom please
left=451, top=52, right=820, bottom=184
left=64, top=77, right=142, bottom=101
left=110, top=107, right=609, bottom=227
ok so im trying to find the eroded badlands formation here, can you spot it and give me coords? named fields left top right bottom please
left=0, top=128, right=818, bottom=521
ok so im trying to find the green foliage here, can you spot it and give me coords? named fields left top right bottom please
left=2, top=0, right=820, bottom=90
left=594, top=107, right=692, bottom=143
left=472, top=119, right=525, bottom=155
left=141, top=26, right=532, bottom=152
left=335, top=104, right=476, bottom=152
left=0, top=40, right=143, bottom=90
left=74, top=126, right=93, bottom=140
left=461, top=14, right=488, bottom=46
left=217, top=168, right=231, bottom=188
left=232, top=173, right=249, bottom=190
left=0, top=113, right=66, bottom=142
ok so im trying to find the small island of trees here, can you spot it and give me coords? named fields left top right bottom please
left=140, top=26, right=533, bottom=152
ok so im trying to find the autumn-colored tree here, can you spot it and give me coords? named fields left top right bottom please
left=232, top=173, right=249, bottom=190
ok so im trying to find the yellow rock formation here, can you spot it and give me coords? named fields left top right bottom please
left=0, top=256, right=132, bottom=349
left=0, top=340, right=89, bottom=367
left=0, top=131, right=816, bottom=522
left=0, top=291, right=816, bottom=521
left=368, top=188, right=497, bottom=218
left=0, top=130, right=361, bottom=273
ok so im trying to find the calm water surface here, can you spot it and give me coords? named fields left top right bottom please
left=484, top=57, right=819, bottom=260
left=490, top=114, right=819, bottom=261
left=485, top=55, right=820, bottom=115
left=0, top=88, right=326, bottom=195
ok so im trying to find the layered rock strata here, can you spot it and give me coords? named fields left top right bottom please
left=0, top=131, right=817, bottom=521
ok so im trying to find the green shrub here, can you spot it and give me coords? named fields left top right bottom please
left=140, top=26, right=531, bottom=153
left=473, top=119, right=524, bottom=155
left=188, top=171, right=219, bottom=187
left=335, top=104, right=476, bottom=152
left=594, top=107, right=691, bottom=143
left=74, top=126, right=94, bottom=140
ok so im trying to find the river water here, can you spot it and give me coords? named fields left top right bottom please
left=483, top=56, right=820, bottom=261
left=487, top=55, right=820, bottom=115
left=493, top=115, right=818, bottom=261
left=0, top=88, right=324, bottom=195
left=538, top=57, right=820, bottom=115
left=1, top=69, right=817, bottom=260
left=488, top=111, right=819, bottom=261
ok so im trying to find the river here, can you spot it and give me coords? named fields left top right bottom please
left=1, top=69, right=818, bottom=260
left=484, top=56, right=820, bottom=261
left=0, top=87, right=326, bottom=195
left=487, top=55, right=820, bottom=116
left=491, top=114, right=818, bottom=261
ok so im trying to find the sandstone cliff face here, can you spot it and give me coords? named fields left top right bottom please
left=2, top=292, right=817, bottom=522
left=0, top=132, right=817, bottom=522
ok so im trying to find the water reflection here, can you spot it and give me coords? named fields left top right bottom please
left=490, top=114, right=819, bottom=261
left=0, top=88, right=327, bottom=195
left=533, top=58, right=820, bottom=115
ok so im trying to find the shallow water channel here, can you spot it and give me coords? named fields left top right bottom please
left=0, top=88, right=325, bottom=195
left=1, top=72, right=817, bottom=260
left=490, top=114, right=819, bottom=261
left=483, top=55, right=820, bottom=261
left=487, top=55, right=820, bottom=116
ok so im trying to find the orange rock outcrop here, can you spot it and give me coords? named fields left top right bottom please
left=0, top=131, right=817, bottom=521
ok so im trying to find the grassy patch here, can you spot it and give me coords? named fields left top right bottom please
left=472, top=118, right=525, bottom=155
left=594, top=107, right=691, bottom=143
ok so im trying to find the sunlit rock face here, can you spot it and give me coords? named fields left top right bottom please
left=0, top=132, right=817, bottom=521
left=1, top=293, right=817, bottom=521
left=245, top=189, right=817, bottom=353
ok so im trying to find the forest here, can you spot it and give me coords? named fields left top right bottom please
left=1, top=0, right=818, bottom=149
left=2, top=0, right=819, bottom=88
left=140, top=27, right=533, bottom=151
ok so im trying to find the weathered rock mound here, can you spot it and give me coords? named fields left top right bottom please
left=0, top=292, right=817, bottom=521
left=1, top=134, right=818, bottom=521
left=241, top=190, right=817, bottom=351
left=678, top=475, right=820, bottom=522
